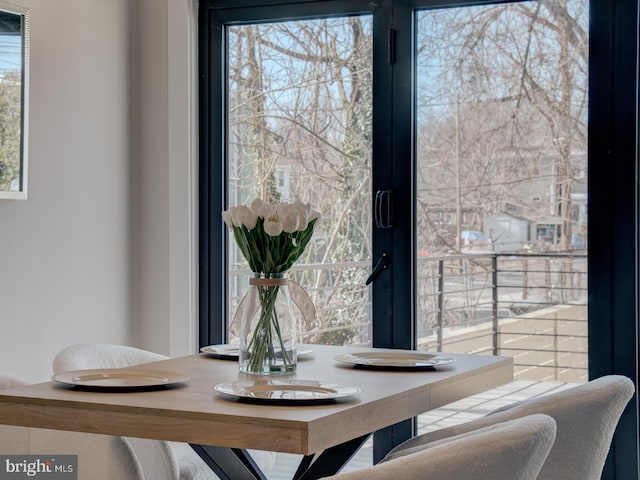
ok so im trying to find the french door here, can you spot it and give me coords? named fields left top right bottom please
left=200, top=0, right=591, bottom=351
left=199, top=0, right=400, bottom=353
left=199, top=0, right=637, bottom=476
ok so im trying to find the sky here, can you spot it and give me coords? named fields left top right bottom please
left=0, top=35, right=21, bottom=72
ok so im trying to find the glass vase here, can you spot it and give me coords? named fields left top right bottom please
left=237, top=274, right=297, bottom=375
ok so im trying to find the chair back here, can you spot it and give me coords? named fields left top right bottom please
left=325, top=414, right=557, bottom=480
left=50, top=345, right=181, bottom=479
left=0, top=374, right=147, bottom=480
left=52, top=343, right=169, bottom=374
left=0, top=374, right=28, bottom=390
left=385, top=375, right=635, bottom=480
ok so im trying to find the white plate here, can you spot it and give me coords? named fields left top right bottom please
left=214, top=379, right=360, bottom=405
left=53, top=369, right=190, bottom=390
left=200, top=344, right=242, bottom=358
left=334, top=351, right=455, bottom=370
left=201, top=344, right=313, bottom=360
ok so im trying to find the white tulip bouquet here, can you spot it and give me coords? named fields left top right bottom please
left=223, top=198, right=320, bottom=373
left=223, top=198, right=320, bottom=276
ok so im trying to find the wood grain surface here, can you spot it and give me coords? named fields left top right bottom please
left=0, top=345, right=512, bottom=454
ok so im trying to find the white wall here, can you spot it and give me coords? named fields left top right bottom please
left=132, top=0, right=197, bottom=357
left=0, top=0, right=197, bottom=382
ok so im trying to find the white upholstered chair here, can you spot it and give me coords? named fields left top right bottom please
left=383, top=375, right=635, bottom=480
left=0, top=374, right=156, bottom=480
left=52, top=343, right=170, bottom=374
left=322, top=414, right=557, bottom=480
left=52, top=343, right=275, bottom=480
left=0, top=375, right=26, bottom=390
left=53, top=344, right=214, bottom=480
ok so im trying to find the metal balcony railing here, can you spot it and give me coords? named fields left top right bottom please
left=229, top=252, right=588, bottom=382
left=417, top=253, right=588, bottom=382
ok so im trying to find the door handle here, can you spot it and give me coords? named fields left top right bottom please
left=365, top=252, right=389, bottom=285
left=374, top=190, right=393, bottom=228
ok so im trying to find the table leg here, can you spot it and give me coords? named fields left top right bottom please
left=292, top=434, right=371, bottom=480
left=190, top=444, right=268, bottom=480
left=191, top=433, right=370, bottom=480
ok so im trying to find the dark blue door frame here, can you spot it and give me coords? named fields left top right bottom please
left=199, top=0, right=640, bottom=476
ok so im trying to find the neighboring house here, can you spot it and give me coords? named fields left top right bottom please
left=483, top=213, right=531, bottom=252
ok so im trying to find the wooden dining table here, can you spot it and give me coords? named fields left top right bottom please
left=0, top=344, right=512, bottom=480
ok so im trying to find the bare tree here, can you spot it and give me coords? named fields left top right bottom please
left=416, top=0, right=587, bottom=252
left=225, top=0, right=588, bottom=343
left=227, top=17, right=373, bottom=344
left=0, top=70, right=22, bottom=190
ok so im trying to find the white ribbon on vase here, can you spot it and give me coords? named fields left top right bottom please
left=229, top=278, right=316, bottom=340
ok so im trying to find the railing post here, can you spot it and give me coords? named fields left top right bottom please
left=554, top=312, right=559, bottom=381
left=437, top=259, right=444, bottom=352
left=522, top=256, right=528, bottom=300
left=492, top=255, right=498, bottom=356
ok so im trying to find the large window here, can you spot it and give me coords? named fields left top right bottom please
left=415, top=2, right=589, bottom=383
left=199, top=0, right=638, bottom=476
left=225, top=16, right=375, bottom=346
